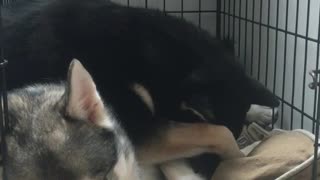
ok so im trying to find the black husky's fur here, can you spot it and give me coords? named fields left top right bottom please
left=2, top=0, right=279, bottom=177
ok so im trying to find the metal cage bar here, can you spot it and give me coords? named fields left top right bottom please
left=0, top=1, right=9, bottom=180
left=301, top=0, right=312, bottom=130
left=310, top=3, right=320, bottom=179
left=220, top=0, right=320, bottom=179
left=279, top=0, right=289, bottom=129
left=217, top=0, right=222, bottom=40
left=309, top=68, right=320, bottom=179
left=291, top=0, right=300, bottom=131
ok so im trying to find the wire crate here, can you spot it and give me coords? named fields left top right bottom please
left=217, top=1, right=320, bottom=178
left=1, top=0, right=320, bottom=179
left=0, top=0, right=9, bottom=180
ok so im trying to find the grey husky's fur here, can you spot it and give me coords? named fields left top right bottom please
left=3, top=60, right=140, bottom=180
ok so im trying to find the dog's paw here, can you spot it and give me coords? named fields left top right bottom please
left=177, top=174, right=205, bottom=180
left=246, top=104, right=278, bottom=125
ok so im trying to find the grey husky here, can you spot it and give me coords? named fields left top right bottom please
left=2, top=59, right=140, bottom=180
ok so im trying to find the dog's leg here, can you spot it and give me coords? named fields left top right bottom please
left=136, top=122, right=243, bottom=165
left=160, top=159, right=205, bottom=180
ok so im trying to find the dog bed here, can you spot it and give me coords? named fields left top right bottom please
left=212, top=128, right=320, bottom=180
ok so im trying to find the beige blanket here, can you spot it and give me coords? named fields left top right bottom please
left=212, top=131, right=320, bottom=180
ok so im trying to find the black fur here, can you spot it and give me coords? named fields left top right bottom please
left=3, top=0, right=279, bottom=177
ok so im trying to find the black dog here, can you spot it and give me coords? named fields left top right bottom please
left=2, top=0, right=279, bottom=178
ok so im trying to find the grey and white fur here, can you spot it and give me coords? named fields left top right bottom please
left=3, top=60, right=140, bottom=180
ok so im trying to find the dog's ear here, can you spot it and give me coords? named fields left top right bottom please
left=64, top=59, right=112, bottom=127
left=247, top=78, right=280, bottom=107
